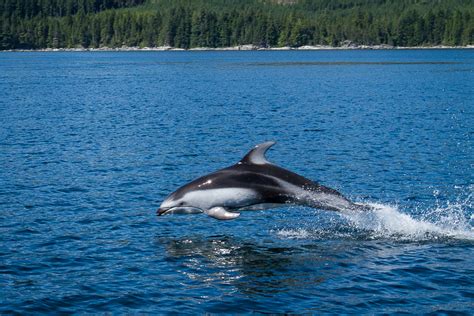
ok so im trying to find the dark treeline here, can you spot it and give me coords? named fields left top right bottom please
left=1, top=0, right=146, bottom=18
left=1, top=0, right=473, bottom=50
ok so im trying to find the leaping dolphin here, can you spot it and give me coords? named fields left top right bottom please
left=157, top=141, right=370, bottom=220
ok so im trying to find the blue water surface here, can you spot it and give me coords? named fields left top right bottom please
left=0, top=50, right=473, bottom=314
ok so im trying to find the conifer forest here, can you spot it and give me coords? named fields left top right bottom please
left=1, top=0, right=473, bottom=50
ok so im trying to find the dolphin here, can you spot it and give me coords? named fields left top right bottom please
left=157, top=141, right=370, bottom=220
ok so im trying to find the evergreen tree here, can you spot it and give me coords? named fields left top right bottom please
left=0, top=0, right=472, bottom=50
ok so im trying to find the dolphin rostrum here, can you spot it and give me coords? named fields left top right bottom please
left=157, top=141, right=370, bottom=220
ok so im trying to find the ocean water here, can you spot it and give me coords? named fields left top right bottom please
left=0, top=50, right=473, bottom=314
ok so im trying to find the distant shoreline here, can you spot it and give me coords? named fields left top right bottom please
left=2, top=44, right=474, bottom=52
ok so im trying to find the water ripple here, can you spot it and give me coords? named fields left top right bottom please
left=0, top=50, right=472, bottom=313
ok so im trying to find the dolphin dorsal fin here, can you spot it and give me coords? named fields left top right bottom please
left=240, top=141, right=276, bottom=165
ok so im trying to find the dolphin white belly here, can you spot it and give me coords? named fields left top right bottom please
left=180, top=188, right=259, bottom=210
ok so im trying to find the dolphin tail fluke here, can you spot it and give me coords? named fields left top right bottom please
left=205, top=207, right=240, bottom=220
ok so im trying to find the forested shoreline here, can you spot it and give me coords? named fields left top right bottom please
left=1, top=0, right=473, bottom=50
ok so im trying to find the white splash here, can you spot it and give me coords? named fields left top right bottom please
left=276, top=228, right=311, bottom=239
left=342, top=202, right=473, bottom=241
left=276, top=187, right=474, bottom=242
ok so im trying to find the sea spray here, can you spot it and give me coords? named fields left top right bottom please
left=342, top=203, right=450, bottom=241
left=275, top=187, right=474, bottom=242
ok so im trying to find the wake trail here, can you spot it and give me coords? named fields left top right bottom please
left=342, top=202, right=474, bottom=241
left=276, top=187, right=474, bottom=242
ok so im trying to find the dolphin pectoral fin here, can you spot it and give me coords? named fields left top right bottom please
left=204, top=207, right=240, bottom=220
